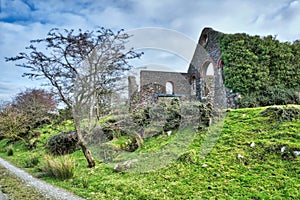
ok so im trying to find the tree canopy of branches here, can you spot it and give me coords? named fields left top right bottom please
left=6, top=27, right=142, bottom=167
left=6, top=27, right=141, bottom=109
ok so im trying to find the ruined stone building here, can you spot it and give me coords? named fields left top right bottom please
left=129, top=27, right=237, bottom=109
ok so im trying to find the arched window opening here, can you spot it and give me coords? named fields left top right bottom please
left=190, top=76, right=196, bottom=96
left=191, top=76, right=196, bottom=90
left=206, top=63, right=214, bottom=76
left=166, top=81, right=174, bottom=94
left=200, top=34, right=208, bottom=46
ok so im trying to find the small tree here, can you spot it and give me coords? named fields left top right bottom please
left=0, top=104, right=29, bottom=142
left=6, top=27, right=142, bottom=167
left=0, top=89, right=56, bottom=144
left=13, top=89, right=56, bottom=128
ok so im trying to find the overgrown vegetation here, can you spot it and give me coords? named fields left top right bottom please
left=40, top=155, right=75, bottom=180
left=0, top=89, right=56, bottom=147
left=46, top=131, right=78, bottom=155
left=0, top=105, right=299, bottom=199
left=220, top=33, right=300, bottom=107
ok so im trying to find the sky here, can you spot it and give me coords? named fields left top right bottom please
left=1, top=0, right=300, bottom=101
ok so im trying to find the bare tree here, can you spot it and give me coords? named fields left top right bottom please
left=6, top=27, right=142, bottom=167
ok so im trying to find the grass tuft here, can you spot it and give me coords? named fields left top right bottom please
left=41, top=155, right=75, bottom=180
left=24, top=154, right=39, bottom=168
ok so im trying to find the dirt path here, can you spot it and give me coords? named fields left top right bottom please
left=0, top=158, right=85, bottom=200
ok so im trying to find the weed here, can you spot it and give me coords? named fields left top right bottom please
left=41, top=155, right=74, bottom=180
left=24, top=154, right=39, bottom=168
left=7, top=144, right=13, bottom=156
left=82, top=176, right=89, bottom=188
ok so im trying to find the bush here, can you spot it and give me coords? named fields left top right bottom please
left=238, top=94, right=258, bottom=108
left=24, top=154, right=39, bottom=168
left=259, top=86, right=299, bottom=106
left=238, top=86, right=299, bottom=108
left=164, top=99, right=181, bottom=131
left=41, top=155, right=74, bottom=180
left=7, top=145, right=13, bottom=156
left=46, top=131, right=78, bottom=155
left=261, top=106, right=300, bottom=122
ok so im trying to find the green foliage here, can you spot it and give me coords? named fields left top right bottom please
left=0, top=89, right=56, bottom=145
left=261, top=106, right=300, bottom=122
left=220, top=33, right=300, bottom=107
left=40, top=155, right=75, bottom=180
left=239, top=85, right=300, bottom=108
left=54, top=107, right=73, bottom=124
left=164, top=99, right=181, bottom=130
left=24, top=154, right=40, bottom=168
left=7, top=144, right=13, bottom=156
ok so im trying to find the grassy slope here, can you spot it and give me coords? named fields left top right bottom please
left=0, top=106, right=299, bottom=199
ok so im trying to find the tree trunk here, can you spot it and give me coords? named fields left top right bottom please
left=74, top=118, right=96, bottom=168
left=78, top=141, right=95, bottom=168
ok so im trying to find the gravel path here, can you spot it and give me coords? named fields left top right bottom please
left=0, top=190, right=9, bottom=200
left=0, top=158, right=85, bottom=200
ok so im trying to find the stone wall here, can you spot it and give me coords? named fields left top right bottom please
left=188, top=27, right=228, bottom=109
left=130, top=27, right=239, bottom=109
left=140, top=70, right=191, bottom=95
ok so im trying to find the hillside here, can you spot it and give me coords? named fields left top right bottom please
left=0, top=105, right=299, bottom=199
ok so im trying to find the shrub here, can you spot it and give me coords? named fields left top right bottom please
left=238, top=86, right=299, bottom=108
left=261, top=106, right=300, bottom=122
left=259, top=86, right=299, bottom=106
left=46, top=131, right=78, bottom=155
left=41, top=155, right=75, bottom=180
left=7, top=145, right=13, bottom=156
left=24, top=154, right=39, bottom=168
left=164, top=99, right=181, bottom=131
left=238, top=94, right=258, bottom=108
left=177, top=150, right=198, bottom=164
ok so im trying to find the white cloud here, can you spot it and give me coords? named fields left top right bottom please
left=1, top=0, right=300, bottom=100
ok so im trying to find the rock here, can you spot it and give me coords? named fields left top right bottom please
left=250, top=142, right=255, bottom=148
left=294, top=151, right=300, bottom=156
left=167, top=131, right=172, bottom=137
left=237, top=154, right=244, bottom=159
left=114, top=159, right=138, bottom=172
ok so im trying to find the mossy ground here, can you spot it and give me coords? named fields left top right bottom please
left=0, top=105, right=299, bottom=199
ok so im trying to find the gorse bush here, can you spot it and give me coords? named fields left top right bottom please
left=41, top=155, right=74, bottom=180
left=46, top=131, right=78, bottom=155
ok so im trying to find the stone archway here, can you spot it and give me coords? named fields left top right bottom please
left=201, top=62, right=215, bottom=104
left=165, top=81, right=174, bottom=94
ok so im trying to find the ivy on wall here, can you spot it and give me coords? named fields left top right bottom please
left=219, top=33, right=300, bottom=106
